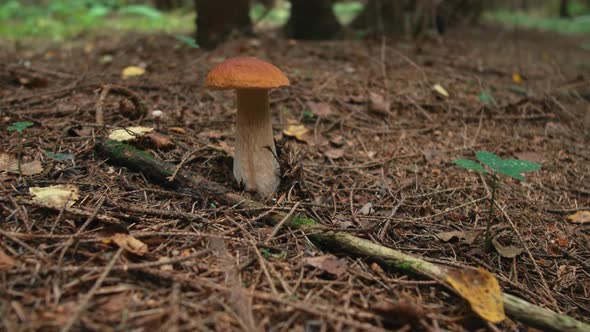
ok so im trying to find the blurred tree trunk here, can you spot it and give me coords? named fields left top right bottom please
left=194, top=0, right=251, bottom=49
left=559, top=0, right=570, bottom=17
left=286, top=0, right=341, bottom=39
left=350, top=0, right=406, bottom=36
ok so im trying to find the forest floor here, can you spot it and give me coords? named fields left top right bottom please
left=1, top=24, right=589, bottom=331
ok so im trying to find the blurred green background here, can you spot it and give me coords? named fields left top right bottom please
left=0, top=0, right=589, bottom=41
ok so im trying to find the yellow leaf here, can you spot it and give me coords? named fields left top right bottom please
left=512, top=73, right=523, bottom=84
left=121, top=66, right=145, bottom=79
left=283, top=121, right=309, bottom=142
left=432, top=84, right=449, bottom=97
left=567, top=211, right=590, bottom=224
left=29, top=185, right=79, bottom=208
left=108, top=126, right=154, bottom=142
left=111, top=233, right=148, bottom=256
left=445, top=267, right=505, bottom=323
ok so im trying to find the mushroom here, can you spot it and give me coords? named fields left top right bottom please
left=206, top=57, right=289, bottom=197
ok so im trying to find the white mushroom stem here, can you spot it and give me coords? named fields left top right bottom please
left=234, top=89, right=280, bottom=197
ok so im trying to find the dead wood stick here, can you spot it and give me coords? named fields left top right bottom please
left=95, top=84, right=149, bottom=125
left=94, top=139, right=590, bottom=332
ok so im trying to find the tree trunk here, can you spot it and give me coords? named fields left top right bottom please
left=559, top=0, right=570, bottom=18
left=194, top=0, right=252, bottom=49
left=350, top=0, right=406, bottom=37
left=286, top=0, right=341, bottom=40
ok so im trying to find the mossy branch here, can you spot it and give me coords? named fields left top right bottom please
left=95, top=139, right=590, bottom=332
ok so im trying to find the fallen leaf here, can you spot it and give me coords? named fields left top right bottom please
left=142, top=132, right=175, bottom=150
left=0, top=153, right=43, bottom=175
left=436, top=230, right=479, bottom=245
left=329, top=135, right=345, bottom=147
left=108, top=126, right=154, bottom=142
left=358, top=202, right=374, bottom=215
left=445, top=267, right=505, bottom=323
left=478, top=91, right=496, bottom=105
left=304, top=255, right=347, bottom=277
left=169, top=127, right=187, bottom=135
left=567, top=211, right=590, bottom=224
left=512, top=73, right=523, bottom=84
left=29, top=185, right=79, bottom=208
left=324, top=148, right=344, bottom=159
left=368, top=91, right=391, bottom=115
left=45, top=151, right=75, bottom=161
left=100, top=292, right=132, bottom=313
left=121, top=66, right=145, bottom=79
left=283, top=122, right=309, bottom=142
left=307, top=102, right=334, bottom=118
left=432, top=84, right=449, bottom=97
left=198, top=129, right=226, bottom=139
left=0, top=247, right=16, bottom=271
left=370, top=262, right=384, bottom=274
left=158, top=257, right=173, bottom=271
left=215, top=140, right=235, bottom=157
left=111, top=233, right=148, bottom=256
left=514, top=151, right=542, bottom=163
left=491, top=238, right=524, bottom=258
left=371, top=298, right=424, bottom=326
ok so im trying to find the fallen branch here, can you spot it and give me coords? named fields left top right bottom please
left=95, top=139, right=590, bottom=332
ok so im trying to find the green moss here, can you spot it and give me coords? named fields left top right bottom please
left=289, top=215, right=316, bottom=229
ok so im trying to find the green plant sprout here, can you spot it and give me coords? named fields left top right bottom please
left=454, top=151, right=540, bottom=249
left=7, top=121, right=33, bottom=175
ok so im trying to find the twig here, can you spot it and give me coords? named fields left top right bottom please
left=60, top=247, right=123, bottom=332
left=95, top=84, right=148, bottom=126
left=265, top=202, right=300, bottom=244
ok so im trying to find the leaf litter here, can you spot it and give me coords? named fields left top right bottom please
left=0, top=26, right=589, bottom=331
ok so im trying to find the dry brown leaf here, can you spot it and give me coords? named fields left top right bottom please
left=0, top=247, right=16, bottom=271
left=368, top=91, right=391, bottom=115
left=0, top=153, right=43, bottom=176
left=304, top=255, right=347, bottom=277
left=436, top=230, right=479, bottom=245
left=169, top=127, right=187, bottom=134
left=111, top=233, right=148, bottom=256
left=324, top=148, right=344, bottom=159
left=143, top=132, right=175, bottom=150
left=445, top=267, right=505, bottom=323
left=514, top=151, right=543, bottom=163
left=29, top=185, right=79, bottom=208
left=491, top=238, right=524, bottom=258
left=307, top=101, right=334, bottom=118
left=567, top=211, right=590, bottom=224
left=358, top=202, right=374, bottom=215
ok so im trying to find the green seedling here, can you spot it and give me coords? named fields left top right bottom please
left=7, top=121, right=33, bottom=175
left=454, top=151, right=540, bottom=249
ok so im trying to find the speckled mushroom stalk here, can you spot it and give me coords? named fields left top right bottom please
left=234, top=89, right=280, bottom=197
left=206, top=57, right=289, bottom=198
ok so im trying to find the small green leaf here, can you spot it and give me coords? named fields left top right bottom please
left=454, top=159, right=488, bottom=174
left=45, top=151, right=75, bottom=161
left=495, top=159, right=540, bottom=181
left=7, top=121, right=33, bottom=133
left=302, top=110, right=315, bottom=120
left=478, top=91, right=496, bottom=105
left=174, top=35, right=199, bottom=49
left=475, top=151, right=504, bottom=171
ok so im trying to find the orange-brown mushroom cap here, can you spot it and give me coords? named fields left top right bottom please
left=206, top=57, right=289, bottom=90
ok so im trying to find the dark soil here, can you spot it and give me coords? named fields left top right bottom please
left=1, top=24, right=589, bottom=331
